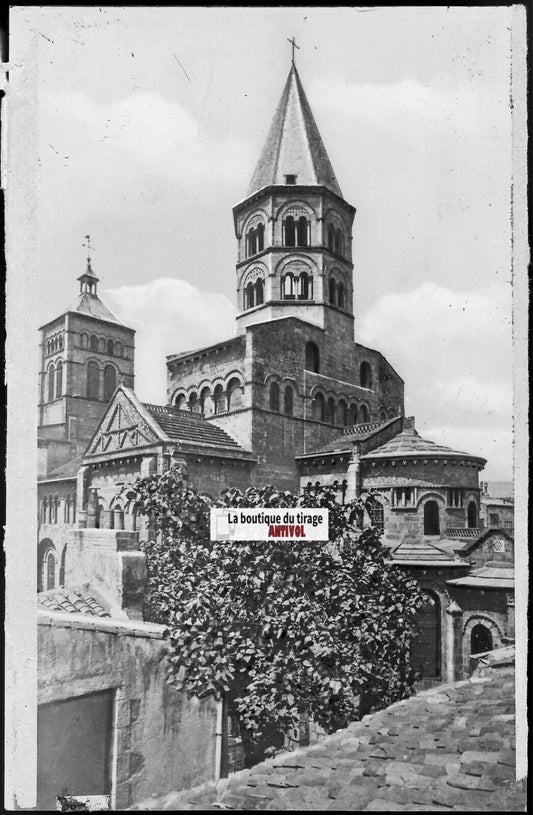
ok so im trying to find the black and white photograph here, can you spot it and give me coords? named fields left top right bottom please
left=4, top=5, right=528, bottom=811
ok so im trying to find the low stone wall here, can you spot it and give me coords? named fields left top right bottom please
left=38, top=612, right=218, bottom=810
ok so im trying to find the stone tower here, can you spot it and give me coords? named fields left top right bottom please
left=38, top=256, right=135, bottom=476
left=233, top=64, right=356, bottom=343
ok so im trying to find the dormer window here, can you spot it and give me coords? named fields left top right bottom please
left=285, top=174, right=297, bottom=185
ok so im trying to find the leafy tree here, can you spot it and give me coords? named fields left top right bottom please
left=121, top=467, right=425, bottom=761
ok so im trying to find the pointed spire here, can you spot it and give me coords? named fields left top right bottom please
left=77, top=234, right=99, bottom=295
left=247, top=64, right=342, bottom=198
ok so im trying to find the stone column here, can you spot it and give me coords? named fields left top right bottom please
left=76, top=465, right=90, bottom=527
left=86, top=487, right=99, bottom=528
left=445, top=600, right=464, bottom=682
left=506, top=593, right=515, bottom=639
left=345, top=446, right=361, bottom=502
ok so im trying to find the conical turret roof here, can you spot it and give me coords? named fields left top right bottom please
left=247, top=64, right=342, bottom=198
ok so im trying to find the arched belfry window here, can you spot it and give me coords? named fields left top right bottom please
left=338, top=399, right=348, bottom=426
left=284, top=215, right=296, bottom=247
left=199, top=387, right=211, bottom=415
left=256, top=223, right=265, bottom=252
left=175, top=393, right=187, bottom=410
left=87, top=361, right=100, bottom=400
left=246, top=228, right=257, bottom=257
left=329, top=278, right=336, bottom=304
left=245, top=282, right=255, bottom=310
left=424, top=501, right=440, bottom=536
left=359, top=405, right=369, bottom=423
left=188, top=392, right=198, bottom=413
left=326, top=397, right=336, bottom=425
left=103, top=365, right=116, bottom=401
left=282, top=273, right=295, bottom=300
left=335, top=228, right=344, bottom=256
left=297, top=216, right=309, bottom=247
left=298, top=272, right=312, bottom=300
left=107, top=339, right=114, bottom=356
left=467, top=500, right=478, bottom=528
left=304, top=342, right=320, bottom=373
left=255, top=279, right=264, bottom=306
left=269, top=382, right=280, bottom=412
left=360, top=361, right=372, bottom=389
left=90, top=335, right=98, bottom=352
left=327, top=224, right=335, bottom=251
left=46, top=549, right=57, bottom=591
left=338, top=283, right=346, bottom=309
left=213, top=384, right=225, bottom=414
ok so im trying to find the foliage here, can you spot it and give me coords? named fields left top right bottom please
left=121, top=467, right=425, bottom=746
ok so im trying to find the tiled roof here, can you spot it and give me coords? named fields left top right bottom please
left=129, top=654, right=523, bottom=812
left=247, top=65, right=343, bottom=198
left=65, top=291, right=127, bottom=326
left=38, top=589, right=110, bottom=617
left=447, top=562, right=514, bottom=590
left=390, top=539, right=465, bottom=566
left=297, top=419, right=396, bottom=459
left=361, top=427, right=486, bottom=464
left=143, top=404, right=253, bottom=457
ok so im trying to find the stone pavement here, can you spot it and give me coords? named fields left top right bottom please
left=129, top=665, right=525, bottom=811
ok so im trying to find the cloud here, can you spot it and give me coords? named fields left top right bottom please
left=39, top=90, right=254, bottom=187
left=359, top=281, right=513, bottom=478
left=104, top=277, right=236, bottom=403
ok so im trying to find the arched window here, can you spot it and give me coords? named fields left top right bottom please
left=282, top=273, right=295, bottom=300
left=360, top=361, right=372, bottom=389
left=329, top=278, right=337, bottom=304
left=298, top=272, right=312, bottom=300
left=245, top=282, right=255, bottom=310
left=87, top=361, right=100, bottom=399
left=327, top=223, right=335, bottom=251
left=467, top=500, right=478, bottom=528
left=48, top=496, right=54, bottom=524
left=64, top=494, right=71, bottom=524
left=174, top=393, right=187, bottom=409
left=349, top=403, right=358, bottom=425
left=213, top=384, right=225, bottom=414
left=227, top=378, right=244, bottom=411
left=47, top=364, right=55, bottom=402
left=188, top=392, right=198, bottom=413
left=284, top=386, right=294, bottom=416
left=326, top=397, right=336, bottom=424
left=335, top=228, right=344, bottom=256
left=338, top=399, right=348, bottom=426
left=41, top=497, right=48, bottom=523
left=379, top=411, right=386, bottom=422
left=283, top=215, right=296, bottom=246
left=312, top=392, right=325, bottom=422
left=55, top=361, right=63, bottom=399
left=95, top=503, right=104, bottom=530
left=246, top=227, right=257, bottom=257
left=471, top=623, right=493, bottom=655
left=53, top=496, right=60, bottom=524
left=107, top=339, right=114, bottom=356
left=304, top=342, right=320, bottom=373
left=256, top=223, right=265, bottom=252
left=269, top=382, right=280, bottom=412
left=199, top=387, right=211, bottom=415
left=46, top=550, right=56, bottom=590
left=337, top=283, right=346, bottom=309
left=255, top=279, right=264, bottom=306
left=411, top=590, right=441, bottom=679
left=58, top=335, right=63, bottom=350
left=424, top=501, right=440, bottom=536
left=103, top=365, right=116, bottom=401
left=115, top=341, right=123, bottom=357
left=90, top=335, right=98, bottom=352
left=297, top=216, right=309, bottom=247
left=98, top=337, right=106, bottom=353
left=359, top=405, right=369, bottom=423
left=80, top=333, right=88, bottom=349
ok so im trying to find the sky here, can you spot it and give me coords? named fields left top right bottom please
left=12, top=5, right=520, bottom=480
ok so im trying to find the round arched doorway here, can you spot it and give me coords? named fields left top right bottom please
left=471, top=623, right=493, bottom=655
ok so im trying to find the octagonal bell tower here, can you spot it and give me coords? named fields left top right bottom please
left=233, top=62, right=356, bottom=341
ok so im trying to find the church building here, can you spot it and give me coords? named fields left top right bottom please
left=37, top=61, right=514, bottom=686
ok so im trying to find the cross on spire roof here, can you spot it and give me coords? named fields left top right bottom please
left=287, top=36, right=299, bottom=65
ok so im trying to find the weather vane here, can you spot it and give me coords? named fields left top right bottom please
left=82, top=234, right=95, bottom=262
left=287, top=36, right=300, bottom=65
